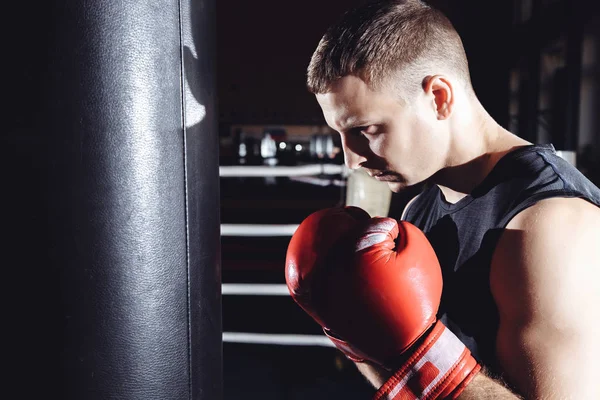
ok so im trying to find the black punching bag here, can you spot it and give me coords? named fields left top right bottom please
left=3, top=1, right=221, bottom=399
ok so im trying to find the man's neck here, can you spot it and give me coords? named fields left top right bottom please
left=433, top=122, right=531, bottom=204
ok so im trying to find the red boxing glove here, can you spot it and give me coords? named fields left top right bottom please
left=285, top=206, right=480, bottom=399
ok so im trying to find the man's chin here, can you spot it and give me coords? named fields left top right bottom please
left=386, top=182, right=406, bottom=193
left=387, top=180, right=426, bottom=194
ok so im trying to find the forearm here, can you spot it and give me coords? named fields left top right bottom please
left=356, top=363, right=522, bottom=400
left=355, top=361, right=390, bottom=389
left=457, top=370, right=521, bottom=400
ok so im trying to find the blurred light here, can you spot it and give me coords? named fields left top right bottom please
left=279, top=142, right=287, bottom=150
left=295, top=144, right=303, bottom=152
left=264, top=157, right=278, bottom=166
left=261, top=133, right=277, bottom=158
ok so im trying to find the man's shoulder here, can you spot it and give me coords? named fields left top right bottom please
left=497, top=197, right=600, bottom=267
left=490, top=196, right=600, bottom=330
left=480, top=144, right=600, bottom=227
left=491, top=197, right=600, bottom=294
left=506, top=196, right=600, bottom=232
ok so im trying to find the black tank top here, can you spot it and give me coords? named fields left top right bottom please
left=402, top=144, right=600, bottom=374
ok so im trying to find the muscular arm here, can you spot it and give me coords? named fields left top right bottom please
left=490, top=198, right=600, bottom=399
left=458, top=372, right=520, bottom=399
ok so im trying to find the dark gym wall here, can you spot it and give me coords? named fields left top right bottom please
left=3, top=1, right=221, bottom=399
left=431, top=0, right=513, bottom=129
left=216, top=0, right=513, bottom=127
left=216, top=0, right=365, bottom=125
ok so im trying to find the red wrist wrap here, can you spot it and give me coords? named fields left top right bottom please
left=373, top=321, right=481, bottom=400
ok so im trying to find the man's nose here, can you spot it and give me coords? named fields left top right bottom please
left=340, top=135, right=367, bottom=170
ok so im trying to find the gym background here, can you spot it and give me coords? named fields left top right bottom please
left=2, top=0, right=598, bottom=399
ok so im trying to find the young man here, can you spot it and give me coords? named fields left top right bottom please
left=290, top=0, right=600, bottom=398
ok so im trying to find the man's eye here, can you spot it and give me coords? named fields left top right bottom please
left=348, top=125, right=378, bottom=137
left=360, top=126, right=378, bottom=136
left=349, top=127, right=365, bottom=137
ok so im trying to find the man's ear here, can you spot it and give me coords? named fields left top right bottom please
left=422, top=75, right=454, bottom=120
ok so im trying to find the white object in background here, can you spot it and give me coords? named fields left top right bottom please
left=223, top=332, right=335, bottom=347
left=220, top=224, right=299, bottom=237
left=260, top=133, right=277, bottom=159
left=289, top=176, right=346, bottom=187
left=219, top=164, right=345, bottom=177
left=222, top=284, right=290, bottom=296
left=555, top=150, right=577, bottom=166
left=345, top=168, right=392, bottom=217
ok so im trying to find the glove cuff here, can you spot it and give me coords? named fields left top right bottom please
left=373, top=321, right=480, bottom=400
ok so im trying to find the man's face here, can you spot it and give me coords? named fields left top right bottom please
left=316, top=75, right=448, bottom=193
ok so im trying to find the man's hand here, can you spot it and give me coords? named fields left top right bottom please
left=285, top=206, right=480, bottom=399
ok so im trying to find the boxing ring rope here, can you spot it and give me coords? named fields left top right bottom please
left=222, top=283, right=290, bottom=296
left=220, top=163, right=347, bottom=237
left=221, top=283, right=333, bottom=346
left=223, top=332, right=335, bottom=348
left=221, top=162, right=346, bottom=347
left=221, top=224, right=299, bottom=237
left=289, top=176, right=346, bottom=187
left=219, top=163, right=346, bottom=177
left=220, top=224, right=326, bottom=346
